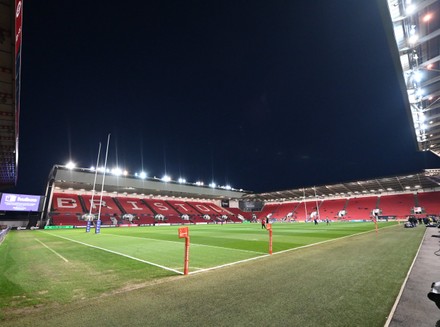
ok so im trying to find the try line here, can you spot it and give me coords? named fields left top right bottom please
left=35, top=238, right=69, bottom=262
left=40, top=231, right=183, bottom=275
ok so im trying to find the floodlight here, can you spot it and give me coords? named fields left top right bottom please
left=178, top=177, right=186, bottom=183
left=414, top=71, right=423, bottom=83
left=209, top=182, right=216, bottom=188
left=406, top=4, right=416, bottom=15
left=65, top=161, right=76, bottom=170
left=225, top=185, right=232, bottom=190
left=139, top=171, right=147, bottom=179
left=111, top=168, right=123, bottom=176
left=161, top=175, right=171, bottom=182
left=408, top=34, right=419, bottom=44
left=195, top=181, right=204, bottom=186
left=423, top=13, right=433, bottom=22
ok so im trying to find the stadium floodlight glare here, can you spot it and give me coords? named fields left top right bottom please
left=406, top=4, right=416, bottom=15
left=195, top=181, right=204, bottom=186
left=178, top=177, right=186, bottom=183
left=161, top=175, right=171, bottom=182
left=65, top=161, right=76, bottom=170
left=408, top=34, right=419, bottom=44
left=111, top=168, right=123, bottom=176
left=90, top=166, right=96, bottom=171
left=225, top=185, right=232, bottom=190
left=423, top=13, right=433, bottom=22
left=414, top=71, right=423, bottom=83
left=209, top=182, right=216, bottom=188
left=138, top=171, right=147, bottom=179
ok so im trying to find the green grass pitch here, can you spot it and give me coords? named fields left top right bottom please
left=0, top=222, right=425, bottom=326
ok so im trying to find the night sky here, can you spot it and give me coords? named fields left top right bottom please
left=11, top=0, right=440, bottom=195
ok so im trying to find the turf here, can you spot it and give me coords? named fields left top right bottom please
left=0, top=222, right=426, bottom=326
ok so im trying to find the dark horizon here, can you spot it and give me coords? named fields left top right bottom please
left=8, top=0, right=440, bottom=196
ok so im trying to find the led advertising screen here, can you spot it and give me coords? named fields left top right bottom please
left=0, top=193, right=41, bottom=212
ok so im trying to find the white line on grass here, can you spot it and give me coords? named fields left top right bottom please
left=102, top=232, right=265, bottom=255
left=383, top=227, right=427, bottom=327
left=189, top=224, right=400, bottom=275
left=41, top=232, right=183, bottom=275
left=188, top=254, right=270, bottom=274
left=35, top=238, right=69, bottom=262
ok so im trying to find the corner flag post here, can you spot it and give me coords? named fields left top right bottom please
left=178, top=227, right=190, bottom=275
left=267, top=223, right=273, bottom=255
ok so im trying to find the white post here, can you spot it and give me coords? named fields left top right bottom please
left=96, top=134, right=111, bottom=234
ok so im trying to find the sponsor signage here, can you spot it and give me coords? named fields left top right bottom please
left=45, top=225, right=74, bottom=229
left=0, top=193, right=41, bottom=211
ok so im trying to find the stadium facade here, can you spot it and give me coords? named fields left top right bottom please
left=2, top=1, right=440, bottom=228
left=380, top=0, right=440, bottom=155
left=0, top=0, right=21, bottom=188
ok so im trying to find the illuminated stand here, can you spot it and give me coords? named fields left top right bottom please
left=178, top=227, right=190, bottom=275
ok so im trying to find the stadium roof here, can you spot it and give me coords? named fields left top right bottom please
left=49, top=165, right=248, bottom=200
left=381, top=0, right=440, bottom=157
left=49, top=165, right=440, bottom=204
left=0, top=0, right=19, bottom=188
left=242, top=169, right=440, bottom=201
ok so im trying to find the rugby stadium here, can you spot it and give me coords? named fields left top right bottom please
left=0, top=1, right=440, bottom=326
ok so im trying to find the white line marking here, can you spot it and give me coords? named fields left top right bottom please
left=102, top=233, right=265, bottom=254
left=188, top=254, right=270, bottom=274
left=35, top=238, right=69, bottom=262
left=189, top=225, right=398, bottom=275
left=41, top=232, right=183, bottom=275
left=383, top=227, right=427, bottom=327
